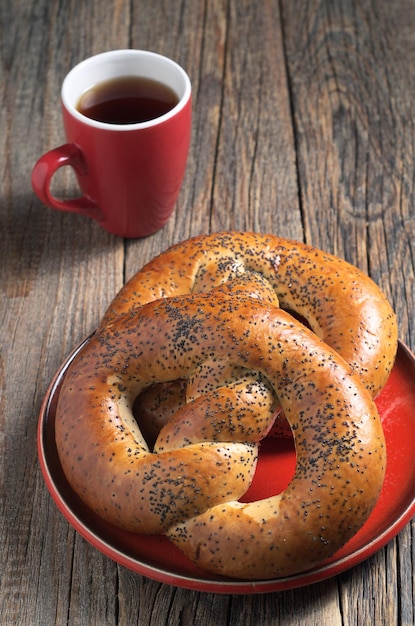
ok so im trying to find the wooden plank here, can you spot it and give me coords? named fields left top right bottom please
left=207, top=0, right=302, bottom=238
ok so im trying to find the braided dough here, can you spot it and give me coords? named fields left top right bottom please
left=55, top=232, right=397, bottom=579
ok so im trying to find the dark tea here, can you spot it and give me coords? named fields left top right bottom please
left=77, top=76, right=179, bottom=124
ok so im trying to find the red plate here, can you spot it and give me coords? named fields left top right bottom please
left=38, top=338, right=415, bottom=594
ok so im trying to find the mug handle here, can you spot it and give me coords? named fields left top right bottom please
left=31, top=143, right=104, bottom=219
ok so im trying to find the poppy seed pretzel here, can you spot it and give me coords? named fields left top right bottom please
left=103, top=231, right=398, bottom=442
left=56, top=294, right=387, bottom=579
left=101, top=231, right=398, bottom=397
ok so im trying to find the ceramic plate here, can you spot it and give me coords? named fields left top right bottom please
left=38, top=338, right=415, bottom=594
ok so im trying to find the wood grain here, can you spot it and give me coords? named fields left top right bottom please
left=1, top=0, right=414, bottom=624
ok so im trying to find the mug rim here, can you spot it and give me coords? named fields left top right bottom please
left=61, top=49, right=192, bottom=131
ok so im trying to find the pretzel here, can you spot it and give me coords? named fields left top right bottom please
left=56, top=294, right=387, bottom=579
left=102, top=232, right=397, bottom=397
left=55, top=232, right=397, bottom=579
left=104, top=231, right=397, bottom=441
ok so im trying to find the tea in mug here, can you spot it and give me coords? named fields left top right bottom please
left=77, top=76, right=179, bottom=124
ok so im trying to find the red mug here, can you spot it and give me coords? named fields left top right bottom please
left=31, top=50, right=192, bottom=238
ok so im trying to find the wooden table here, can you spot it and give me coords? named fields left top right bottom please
left=2, top=0, right=414, bottom=624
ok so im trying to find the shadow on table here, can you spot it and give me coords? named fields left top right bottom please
left=0, top=191, right=117, bottom=299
